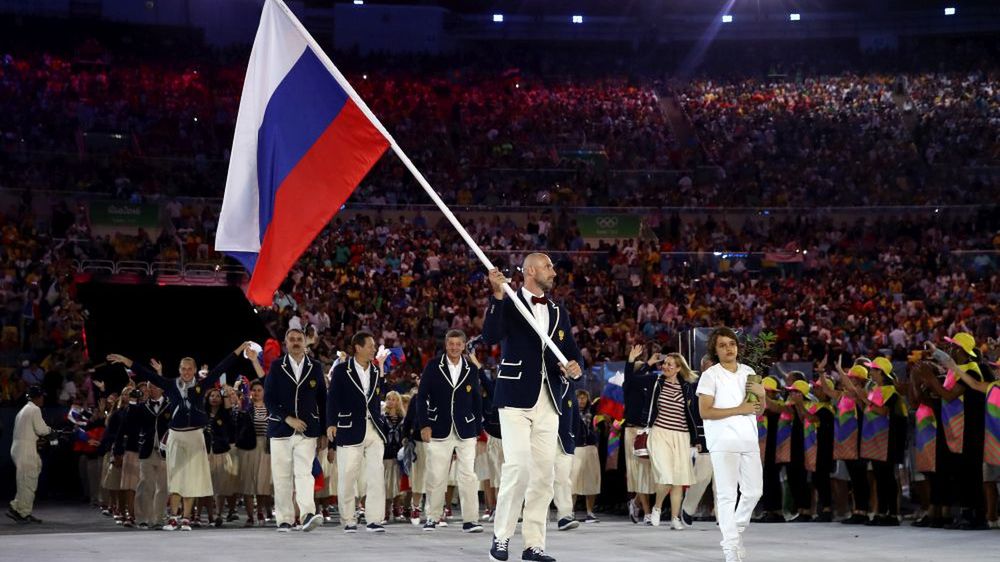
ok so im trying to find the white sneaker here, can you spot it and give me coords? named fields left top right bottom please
left=643, top=513, right=652, bottom=526
left=671, top=517, right=684, bottom=530
left=650, top=508, right=662, bottom=527
left=724, top=548, right=743, bottom=562
left=737, top=534, right=747, bottom=559
left=989, top=519, right=1000, bottom=529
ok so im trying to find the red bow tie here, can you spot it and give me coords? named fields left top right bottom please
left=531, top=295, right=549, bottom=305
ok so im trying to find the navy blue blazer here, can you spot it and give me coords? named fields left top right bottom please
left=481, top=290, right=584, bottom=414
left=623, top=361, right=655, bottom=427
left=415, top=355, right=483, bottom=440
left=326, top=358, right=389, bottom=447
left=137, top=399, right=171, bottom=459
left=557, top=380, right=580, bottom=455
left=480, top=370, right=501, bottom=439
left=114, top=402, right=145, bottom=455
left=263, top=354, right=327, bottom=439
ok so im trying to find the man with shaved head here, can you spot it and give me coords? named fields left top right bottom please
left=483, top=253, right=584, bottom=562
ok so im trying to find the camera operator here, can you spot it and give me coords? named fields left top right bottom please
left=7, top=386, right=53, bottom=524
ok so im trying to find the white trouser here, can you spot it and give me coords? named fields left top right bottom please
left=494, top=384, right=559, bottom=549
left=553, top=450, right=574, bottom=519
left=337, top=419, right=385, bottom=525
left=10, top=449, right=41, bottom=517
left=269, top=434, right=317, bottom=526
left=710, top=451, right=763, bottom=551
left=681, top=452, right=715, bottom=515
left=135, top=454, right=168, bottom=525
left=425, top=431, right=479, bottom=523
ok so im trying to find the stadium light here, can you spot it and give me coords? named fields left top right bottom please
left=722, top=15, right=733, bottom=23
left=944, top=7, right=956, bottom=16
left=353, top=0, right=363, bottom=5
left=493, top=14, right=503, bottom=23
left=789, top=13, right=800, bottom=21
left=572, top=15, right=583, bottom=24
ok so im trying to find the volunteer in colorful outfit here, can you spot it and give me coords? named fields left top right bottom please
left=754, top=376, right=784, bottom=523
left=829, top=361, right=871, bottom=525
left=809, top=377, right=837, bottom=522
left=858, top=357, right=905, bottom=526
left=921, top=334, right=992, bottom=529
left=781, top=374, right=814, bottom=522
left=108, top=343, right=248, bottom=531
left=908, top=360, right=952, bottom=528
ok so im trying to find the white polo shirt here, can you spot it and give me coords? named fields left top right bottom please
left=696, top=363, right=758, bottom=453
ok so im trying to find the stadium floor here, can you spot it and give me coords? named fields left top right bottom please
left=0, top=505, right=992, bottom=561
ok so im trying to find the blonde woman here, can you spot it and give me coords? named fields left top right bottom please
left=383, top=391, right=407, bottom=522
left=643, top=352, right=700, bottom=528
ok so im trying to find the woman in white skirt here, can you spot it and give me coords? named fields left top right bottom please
left=107, top=342, right=247, bottom=531
left=244, top=380, right=275, bottom=524
left=383, top=391, right=406, bottom=523
left=571, top=390, right=602, bottom=523
left=204, top=386, right=238, bottom=526
left=644, top=353, right=699, bottom=529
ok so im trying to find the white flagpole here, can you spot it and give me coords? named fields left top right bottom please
left=269, top=0, right=572, bottom=367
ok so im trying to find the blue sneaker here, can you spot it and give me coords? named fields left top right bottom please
left=463, top=521, right=484, bottom=533
left=490, top=536, right=510, bottom=562
left=557, top=517, right=579, bottom=531
left=344, top=524, right=358, bottom=533
left=366, top=522, right=386, bottom=533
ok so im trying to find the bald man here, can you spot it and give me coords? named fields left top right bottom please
left=483, top=253, right=584, bottom=562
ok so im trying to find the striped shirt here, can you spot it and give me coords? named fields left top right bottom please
left=253, top=405, right=269, bottom=437
left=654, top=379, right=688, bottom=432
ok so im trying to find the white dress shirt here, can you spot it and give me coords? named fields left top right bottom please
left=354, top=359, right=371, bottom=396
left=446, top=357, right=463, bottom=387
left=289, top=354, right=305, bottom=382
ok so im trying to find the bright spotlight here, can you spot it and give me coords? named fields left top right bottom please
left=353, top=0, right=363, bottom=5
left=572, top=15, right=583, bottom=24
left=790, top=13, right=801, bottom=21
left=493, top=14, right=503, bottom=23
left=722, top=15, right=733, bottom=23
left=944, top=7, right=956, bottom=16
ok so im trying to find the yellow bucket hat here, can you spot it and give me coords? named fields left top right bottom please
left=847, top=365, right=869, bottom=380
left=762, top=376, right=780, bottom=392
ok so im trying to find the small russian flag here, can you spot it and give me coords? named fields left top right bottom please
left=217, top=0, right=389, bottom=305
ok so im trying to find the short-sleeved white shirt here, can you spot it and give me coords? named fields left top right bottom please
left=696, top=363, right=758, bottom=453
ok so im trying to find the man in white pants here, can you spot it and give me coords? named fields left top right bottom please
left=327, top=331, right=389, bottom=533
left=552, top=381, right=580, bottom=531
left=264, top=328, right=327, bottom=533
left=7, top=386, right=51, bottom=524
left=483, top=254, right=584, bottom=562
left=416, top=329, right=484, bottom=532
left=696, top=328, right=765, bottom=562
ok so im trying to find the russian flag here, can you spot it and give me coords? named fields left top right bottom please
left=216, top=0, right=389, bottom=305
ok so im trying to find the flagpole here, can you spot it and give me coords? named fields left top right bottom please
left=268, top=0, right=572, bottom=368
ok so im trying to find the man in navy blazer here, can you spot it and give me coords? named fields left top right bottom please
left=325, top=331, right=389, bottom=533
left=415, top=329, right=484, bottom=533
left=552, top=379, right=582, bottom=532
left=263, top=328, right=326, bottom=533
left=483, top=253, right=584, bottom=562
